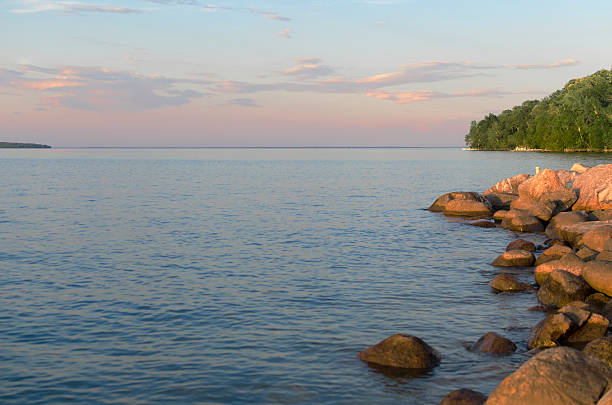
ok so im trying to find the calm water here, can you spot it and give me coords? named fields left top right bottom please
left=1, top=148, right=610, bottom=405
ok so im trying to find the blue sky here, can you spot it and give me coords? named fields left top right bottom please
left=1, top=0, right=610, bottom=146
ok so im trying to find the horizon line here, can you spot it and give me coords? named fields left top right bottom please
left=43, top=145, right=466, bottom=149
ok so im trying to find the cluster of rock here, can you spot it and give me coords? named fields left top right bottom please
left=357, top=163, right=612, bottom=404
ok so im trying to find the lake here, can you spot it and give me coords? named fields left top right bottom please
left=1, top=148, right=610, bottom=404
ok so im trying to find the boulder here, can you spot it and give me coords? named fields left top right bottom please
left=591, top=210, right=612, bottom=222
left=586, top=293, right=611, bottom=312
left=429, top=192, right=484, bottom=212
left=358, top=334, right=441, bottom=369
left=537, top=270, right=592, bottom=308
left=501, top=215, right=545, bottom=233
left=598, top=251, right=612, bottom=262
left=444, top=199, right=493, bottom=218
left=556, top=169, right=577, bottom=188
left=489, top=274, right=532, bottom=292
left=582, top=227, right=612, bottom=252
left=558, top=301, right=593, bottom=326
left=469, top=220, right=497, bottom=228
left=570, top=163, right=590, bottom=174
left=559, top=220, right=612, bottom=248
left=517, top=168, right=566, bottom=201
left=491, top=250, right=535, bottom=267
left=506, top=239, right=536, bottom=252
left=584, top=337, right=612, bottom=368
left=510, top=197, right=557, bottom=222
left=483, top=193, right=518, bottom=211
left=470, top=332, right=516, bottom=355
left=535, top=244, right=574, bottom=266
left=566, top=312, right=609, bottom=344
left=546, top=211, right=589, bottom=239
left=577, top=246, right=601, bottom=261
left=534, top=253, right=587, bottom=285
left=484, top=347, right=612, bottom=405
left=582, top=260, right=612, bottom=296
left=573, top=164, right=612, bottom=211
left=528, top=312, right=576, bottom=349
left=440, top=389, right=487, bottom=405
left=484, top=174, right=531, bottom=195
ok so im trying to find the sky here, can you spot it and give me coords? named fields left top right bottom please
left=1, top=0, right=611, bottom=147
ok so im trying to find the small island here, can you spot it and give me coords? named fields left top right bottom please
left=465, top=68, right=612, bottom=152
left=0, top=142, right=51, bottom=149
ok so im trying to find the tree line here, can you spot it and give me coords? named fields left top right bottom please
left=465, top=68, right=611, bottom=151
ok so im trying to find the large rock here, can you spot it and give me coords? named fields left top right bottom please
left=534, top=244, right=574, bottom=266
left=429, top=192, right=484, bottom=212
left=571, top=163, right=591, bottom=174
left=491, top=250, right=535, bottom=267
left=598, top=251, right=612, bottom=262
left=573, top=164, right=612, bottom=211
left=489, top=274, right=532, bottom=292
left=528, top=312, right=576, bottom=349
left=534, top=253, right=587, bottom=285
left=591, top=210, right=612, bottom=221
left=470, top=332, right=516, bottom=355
left=546, top=211, right=590, bottom=239
left=444, top=199, right=493, bottom=218
left=483, top=192, right=518, bottom=211
left=582, top=227, right=612, bottom=252
left=484, top=347, right=612, bottom=405
left=566, top=312, right=609, bottom=344
left=483, top=173, right=531, bottom=195
left=517, top=168, right=566, bottom=201
left=501, top=215, right=545, bottom=233
left=510, top=197, right=557, bottom=222
left=440, top=389, right=487, bottom=405
left=506, top=239, right=536, bottom=252
left=557, top=169, right=578, bottom=188
left=582, top=260, right=612, bottom=296
left=559, top=220, right=612, bottom=248
left=577, top=246, right=600, bottom=261
left=584, top=337, right=612, bottom=367
left=537, top=270, right=592, bottom=308
left=358, top=334, right=441, bottom=369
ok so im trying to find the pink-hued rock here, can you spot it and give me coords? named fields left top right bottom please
left=570, top=163, right=590, bottom=174
left=573, top=164, right=612, bottom=211
left=444, top=199, right=493, bottom=218
left=582, top=227, right=612, bottom=252
left=582, top=260, right=612, bottom=296
left=517, top=168, right=566, bottom=201
left=506, top=239, right=536, bottom=252
left=546, top=211, right=590, bottom=239
left=534, top=252, right=587, bottom=285
left=428, top=192, right=484, bottom=212
left=484, top=173, right=531, bottom=195
left=501, top=215, right=545, bottom=233
left=556, top=169, right=578, bottom=187
left=491, top=250, right=535, bottom=267
left=559, top=220, right=612, bottom=248
left=535, top=244, right=574, bottom=266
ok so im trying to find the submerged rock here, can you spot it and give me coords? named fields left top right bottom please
left=469, top=220, right=497, bottom=228
left=506, top=239, right=536, bottom=252
left=491, top=250, right=535, bottom=267
left=470, top=332, right=516, bottom=355
left=537, top=270, right=592, bottom=308
left=358, top=334, right=441, bottom=369
left=440, top=388, right=487, bottom=405
left=489, top=274, right=532, bottom=292
left=485, top=347, right=612, bottom=405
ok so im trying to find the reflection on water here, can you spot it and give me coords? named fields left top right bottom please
left=0, top=148, right=609, bottom=404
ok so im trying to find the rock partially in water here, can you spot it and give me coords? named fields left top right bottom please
left=534, top=244, right=574, bottom=266
left=491, top=250, right=535, bottom=267
left=489, top=274, right=532, bottom=292
left=484, top=347, right=612, bottom=405
left=528, top=312, right=575, bottom=349
left=534, top=253, right=586, bottom=285
left=572, top=164, right=612, bottom=211
left=506, top=239, right=536, bottom=252
left=444, top=199, right=493, bottom=218
left=428, top=192, right=484, bottom=212
left=582, top=260, right=612, bottom=296
left=537, top=270, right=592, bottom=308
left=470, top=332, right=516, bottom=355
left=546, top=211, right=589, bottom=240
left=469, top=220, right=497, bottom=228
left=484, top=173, right=530, bottom=195
left=584, top=337, right=612, bottom=367
left=501, top=215, right=545, bottom=233
left=358, top=334, right=441, bottom=370
left=439, top=388, right=487, bottom=405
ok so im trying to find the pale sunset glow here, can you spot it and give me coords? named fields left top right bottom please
left=1, top=0, right=610, bottom=146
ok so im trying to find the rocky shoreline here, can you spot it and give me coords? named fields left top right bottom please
left=359, top=163, right=612, bottom=404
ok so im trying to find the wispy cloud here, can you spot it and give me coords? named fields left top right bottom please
left=366, top=88, right=517, bottom=104
left=0, top=65, right=210, bottom=111
left=12, top=1, right=143, bottom=14
left=275, top=28, right=291, bottom=39
left=199, top=4, right=291, bottom=21
left=248, top=7, right=290, bottom=21
left=224, top=98, right=260, bottom=107
left=282, top=58, right=334, bottom=78
left=506, top=59, right=579, bottom=69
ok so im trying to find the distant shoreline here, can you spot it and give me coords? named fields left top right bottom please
left=0, top=142, right=51, bottom=149
left=465, top=147, right=612, bottom=153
